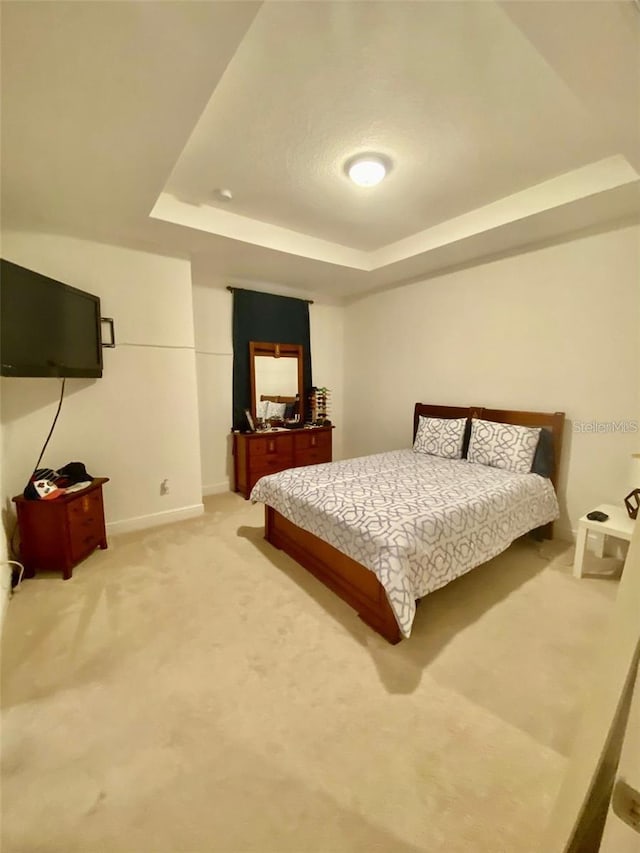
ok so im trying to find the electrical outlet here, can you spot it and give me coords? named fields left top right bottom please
left=160, top=479, right=169, bottom=496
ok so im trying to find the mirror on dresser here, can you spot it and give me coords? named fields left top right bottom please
left=249, top=341, right=304, bottom=425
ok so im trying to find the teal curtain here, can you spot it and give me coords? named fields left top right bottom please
left=232, top=289, right=312, bottom=430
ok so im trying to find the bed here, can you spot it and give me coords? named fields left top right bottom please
left=251, top=403, right=565, bottom=644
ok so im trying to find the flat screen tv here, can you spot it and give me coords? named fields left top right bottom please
left=1, top=259, right=103, bottom=378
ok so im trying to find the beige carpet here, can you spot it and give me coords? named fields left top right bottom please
left=1, top=493, right=619, bottom=853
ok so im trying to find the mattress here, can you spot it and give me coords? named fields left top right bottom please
left=251, top=449, right=559, bottom=637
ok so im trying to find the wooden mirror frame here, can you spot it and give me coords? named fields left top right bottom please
left=249, top=341, right=304, bottom=420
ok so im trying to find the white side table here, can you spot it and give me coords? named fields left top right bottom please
left=573, top=503, right=635, bottom=578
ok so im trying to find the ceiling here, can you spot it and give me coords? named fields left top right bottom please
left=2, top=1, right=639, bottom=304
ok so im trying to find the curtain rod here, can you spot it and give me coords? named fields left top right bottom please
left=226, top=285, right=313, bottom=305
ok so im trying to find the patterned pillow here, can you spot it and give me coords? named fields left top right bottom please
left=467, top=419, right=541, bottom=474
left=265, top=401, right=286, bottom=420
left=531, top=427, right=554, bottom=478
left=413, top=416, right=467, bottom=459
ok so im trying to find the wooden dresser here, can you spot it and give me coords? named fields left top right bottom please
left=233, top=427, right=332, bottom=499
left=12, top=478, right=109, bottom=580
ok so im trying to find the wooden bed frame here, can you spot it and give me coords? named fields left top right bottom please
left=260, top=394, right=298, bottom=404
left=264, top=403, right=565, bottom=644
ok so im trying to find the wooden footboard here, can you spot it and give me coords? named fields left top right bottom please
left=265, top=506, right=402, bottom=644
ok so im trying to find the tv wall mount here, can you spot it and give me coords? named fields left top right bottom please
left=100, top=317, right=116, bottom=348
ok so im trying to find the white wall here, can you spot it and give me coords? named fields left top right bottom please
left=192, top=284, right=234, bottom=495
left=192, top=283, right=345, bottom=494
left=310, top=302, right=345, bottom=461
left=1, top=232, right=203, bottom=535
left=344, top=225, right=640, bottom=539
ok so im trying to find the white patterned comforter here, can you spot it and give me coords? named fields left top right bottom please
left=250, top=450, right=559, bottom=637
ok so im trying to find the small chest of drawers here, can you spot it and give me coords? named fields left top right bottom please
left=12, top=478, right=109, bottom=580
left=233, top=427, right=333, bottom=499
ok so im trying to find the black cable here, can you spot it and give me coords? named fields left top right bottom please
left=31, top=377, right=66, bottom=475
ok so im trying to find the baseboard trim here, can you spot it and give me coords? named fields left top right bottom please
left=202, top=480, right=230, bottom=497
left=106, top=503, right=204, bottom=536
left=554, top=524, right=575, bottom=544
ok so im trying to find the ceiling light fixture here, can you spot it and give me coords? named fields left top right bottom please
left=345, top=154, right=390, bottom=187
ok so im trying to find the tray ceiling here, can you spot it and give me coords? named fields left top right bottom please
left=2, top=1, right=639, bottom=303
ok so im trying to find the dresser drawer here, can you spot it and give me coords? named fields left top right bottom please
left=293, top=429, right=332, bottom=467
left=69, top=525, right=103, bottom=563
left=67, top=489, right=102, bottom=521
left=251, top=454, right=293, bottom=479
left=295, top=447, right=331, bottom=467
left=68, top=491, right=104, bottom=563
left=249, top=434, right=294, bottom=457
left=294, top=430, right=331, bottom=453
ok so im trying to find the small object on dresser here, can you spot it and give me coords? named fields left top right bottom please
left=308, top=386, right=331, bottom=426
left=23, top=469, right=64, bottom=501
left=586, top=510, right=609, bottom=522
left=64, top=480, right=93, bottom=494
left=244, top=409, right=256, bottom=432
left=23, top=461, right=94, bottom=500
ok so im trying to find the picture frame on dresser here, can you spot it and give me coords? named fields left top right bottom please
left=244, top=409, right=256, bottom=433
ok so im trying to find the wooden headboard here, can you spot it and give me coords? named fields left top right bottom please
left=413, top=403, right=565, bottom=489
left=260, top=394, right=298, bottom=404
